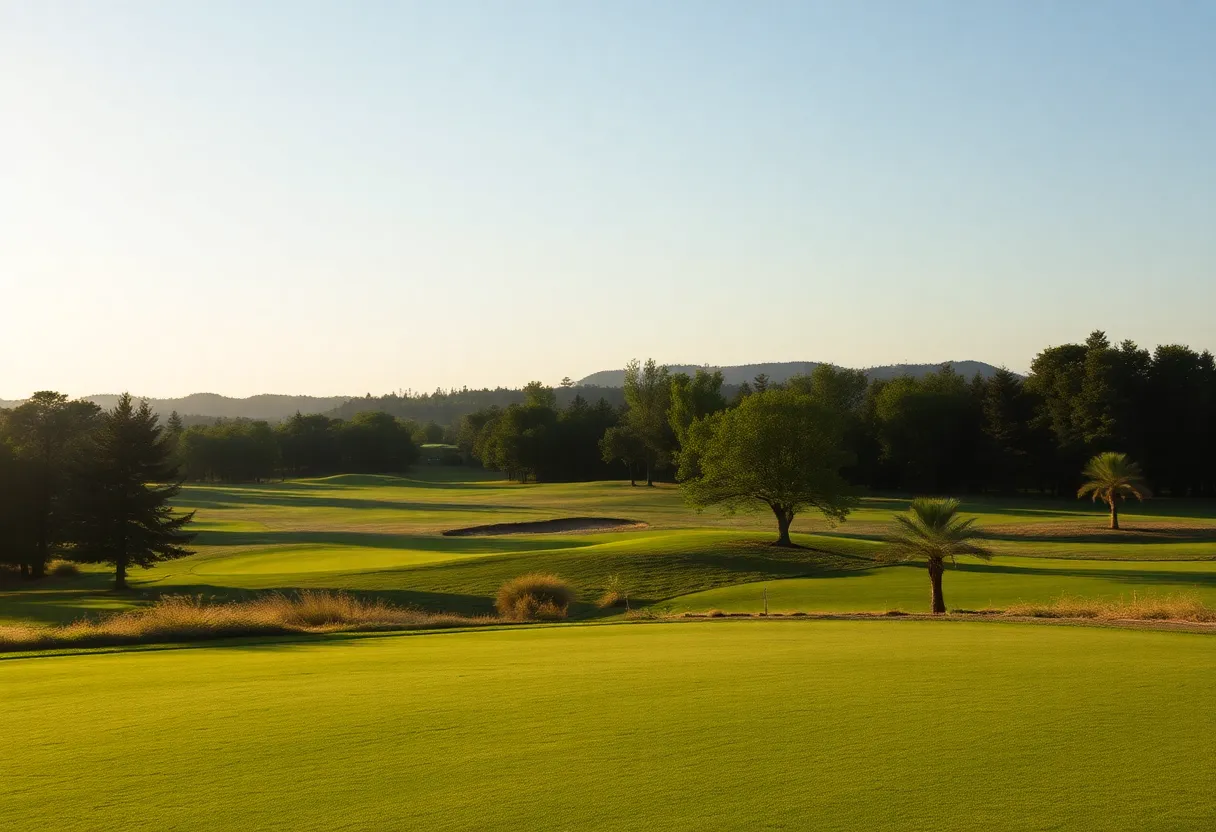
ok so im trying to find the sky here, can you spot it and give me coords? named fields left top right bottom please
left=2, top=1, right=1213, bottom=398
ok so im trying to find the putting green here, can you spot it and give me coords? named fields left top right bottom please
left=1, top=621, right=1212, bottom=831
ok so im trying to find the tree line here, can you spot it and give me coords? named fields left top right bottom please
left=457, top=332, right=1215, bottom=498
left=0, top=393, right=192, bottom=585
left=178, top=411, right=432, bottom=482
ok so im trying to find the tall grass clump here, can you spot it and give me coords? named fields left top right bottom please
left=0, top=592, right=494, bottom=653
left=496, top=573, right=575, bottom=621
left=596, top=573, right=629, bottom=609
left=49, top=560, right=81, bottom=578
left=1003, top=593, right=1216, bottom=622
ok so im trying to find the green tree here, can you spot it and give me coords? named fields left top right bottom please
left=678, top=389, right=855, bottom=545
left=600, top=424, right=646, bottom=487
left=522, top=381, right=557, bottom=410
left=0, top=440, right=39, bottom=575
left=623, top=359, right=672, bottom=486
left=2, top=392, right=100, bottom=577
left=668, top=369, right=726, bottom=449
left=1077, top=451, right=1151, bottom=530
left=338, top=412, right=418, bottom=473
left=879, top=497, right=992, bottom=614
left=72, top=394, right=196, bottom=590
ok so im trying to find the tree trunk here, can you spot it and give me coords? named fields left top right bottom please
left=1109, top=499, right=1119, bottom=530
left=115, top=558, right=128, bottom=591
left=773, top=506, right=794, bottom=547
left=645, top=459, right=653, bottom=487
left=626, top=462, right=636, bottom=487
left=928, top=558, right=946, bottom=614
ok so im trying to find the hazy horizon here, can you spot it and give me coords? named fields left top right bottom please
left=4, top=1, right=1213, bottom=399
left=0, top=356, right=1011, bottom=401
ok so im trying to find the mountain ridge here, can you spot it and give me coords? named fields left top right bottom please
left=577, top=360, right=1010, bottom=387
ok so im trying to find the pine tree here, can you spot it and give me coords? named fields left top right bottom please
left=73, top=394, right=195, bottom=589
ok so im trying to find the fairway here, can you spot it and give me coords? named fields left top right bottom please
left=3, top=621, right=1213, bottom=832
left=4, top=474, right=1216, bottom=627
left=675, top=556, right=1216, bottom=614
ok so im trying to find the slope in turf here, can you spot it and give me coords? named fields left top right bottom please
left=5, top=473, right=1215, bottom=626
left=2, top=622, right=1213, bottom=832
left=673, top=556, right=1216, bottom=613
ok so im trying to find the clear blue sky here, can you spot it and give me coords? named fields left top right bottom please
left=2, top=1, right=1213, bottom=398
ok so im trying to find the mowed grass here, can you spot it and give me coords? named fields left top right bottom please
left=2, top=621, right=1213, bottom=832
left=675, top=557, right=1216, bottom=614
left=3, top=471, right=1215, bottom=627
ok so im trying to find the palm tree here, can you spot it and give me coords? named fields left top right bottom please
left=880, top=498, right=992, bottom=614
left=1077, top=452, right=1152, bottom=530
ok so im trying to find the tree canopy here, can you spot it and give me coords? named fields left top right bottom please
left=677, top=388, right=855, bottom=545
left=879, top=497, right=993, bottom=614
left=1077, top=452, right=1151, bottom=530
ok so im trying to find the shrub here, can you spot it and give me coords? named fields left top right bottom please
left=496, top=573, right=575, bottom=621
left=49, top=560, right=81, bottom=578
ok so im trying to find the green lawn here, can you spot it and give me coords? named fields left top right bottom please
left=3, top=471, right=1215, bottom=626
left=2, top=621, right=1213, bottom=831
left=675, top=556, right=1216, bottom=614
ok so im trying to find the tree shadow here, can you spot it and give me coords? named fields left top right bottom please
left=177, top=487, right=525, bottom=513
left=190, top=528, right=587, bottom=554
left=950, top=560, right=1216, bottom=588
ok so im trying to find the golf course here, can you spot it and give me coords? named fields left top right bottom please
left=3, top=472, right=1214, bottom=830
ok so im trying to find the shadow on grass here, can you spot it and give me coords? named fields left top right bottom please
left=177, top=487, right=525, bottom=514
left=190, top=528, right=586, bottom=554
left=949, top=560, right=1216, bottom=588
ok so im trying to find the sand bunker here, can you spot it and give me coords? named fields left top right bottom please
left=443, top=517, right=647, bottom=537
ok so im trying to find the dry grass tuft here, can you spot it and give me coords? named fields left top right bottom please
left=1002, top=593, right=1216, bottom=622
left=0, top=592, right=495, bottom=653
left=496, top=573, right=575, bottom=621
left=48, top=560, right=81, bottom=578
left=596, top=590, right=627, bottom=609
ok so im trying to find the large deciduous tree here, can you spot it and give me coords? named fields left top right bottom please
left=72, top=394, right=196, bottom=590
left=677, top=389, right=855, bottom=546
left=1077, top=451, right=1151, bottom=530
left=668, top=369, right=726, bottom=449
left=623, top=359, right=672, bottom=486
left=880, top=497, right=992, bottom=614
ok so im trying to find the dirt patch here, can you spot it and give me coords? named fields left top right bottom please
left=442, top=517, right=648, bottom=537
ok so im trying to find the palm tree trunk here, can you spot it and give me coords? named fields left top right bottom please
left=928, top=558, right=946, bottom=614
left=1109, top=499, right=1119, bottom=530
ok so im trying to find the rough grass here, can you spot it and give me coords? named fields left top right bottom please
left=0, top=592, right=494, bottom=652
left=495, top=573, right=575, bottom=620
left=1002, top=592, right=1216, bottom=622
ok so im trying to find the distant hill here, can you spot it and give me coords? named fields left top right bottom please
left=0, top=393, right=351, bottom=422
left=577, top=360, right=1009, bottom=387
